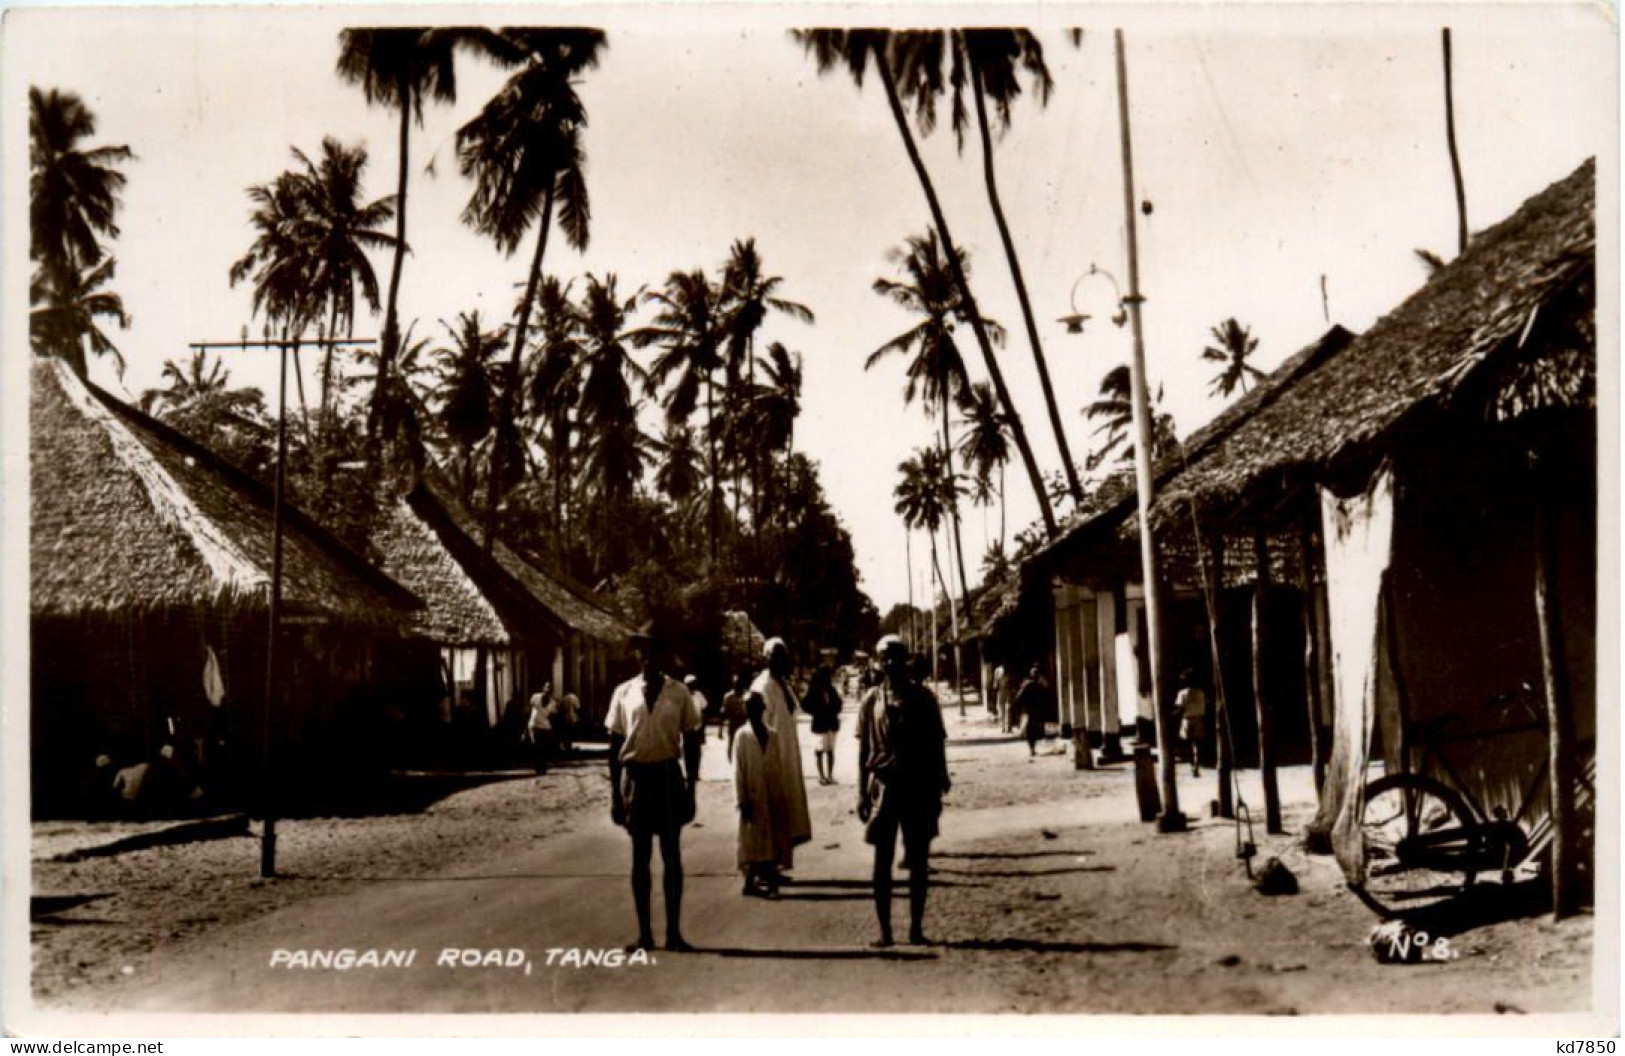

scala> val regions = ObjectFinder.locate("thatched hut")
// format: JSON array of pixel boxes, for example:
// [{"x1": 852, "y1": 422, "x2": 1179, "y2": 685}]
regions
[
  {"x1": 30, "y1": 358, "x2": 424, "y2": 817},
  {"x1": 1149, "y1": 158, "x2": 1596, "y2": 910},
  {"x1": 988, "y1": 325, "x2": 1355, "y2": 760},
  {"x1": 389, "y1": 476, "x2": 635, "y2": 735}
]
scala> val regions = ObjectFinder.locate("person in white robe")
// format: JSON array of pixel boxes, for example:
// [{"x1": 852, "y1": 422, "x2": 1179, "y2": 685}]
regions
[
  {"x1": 733, "y1": 694, "x2": 780, "y2": 897},
  {"x1": 748, "y1": 638, "x2": 813, "y2": 877}
]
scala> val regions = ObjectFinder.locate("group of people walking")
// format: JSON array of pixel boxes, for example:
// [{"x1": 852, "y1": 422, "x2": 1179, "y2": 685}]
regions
[{"x1": 602, "y1": 626, "x2": 951, "y2": 951}]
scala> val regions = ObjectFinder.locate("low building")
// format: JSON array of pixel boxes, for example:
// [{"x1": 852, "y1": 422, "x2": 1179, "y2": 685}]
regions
[{"x1": 30, "y1": 358, "x2": 424, "y2": 817}]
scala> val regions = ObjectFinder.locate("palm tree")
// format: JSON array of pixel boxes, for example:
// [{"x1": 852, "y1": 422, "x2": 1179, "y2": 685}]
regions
[
  {"x1": 1086, "y1": 364, "x2": 1179, "y2": 469},
  {"x1": 869, "y1": 231, "x2": 987, "y2": 631},
  {"x1": 456, "y1": 28, "x2": 606, "y2": 548},
  {"x1": 527, "y1": 277, "x2": 584, "y2": 551},
  {"x1": 796, "y1": 29, "x2": 1058, "y2": 536},
  {"x1": 654, "y1": 423, "x2": 704, "y2": 506},
  {"x1": 749, "y1": 341, "x2": 804, "y2": 537},
  {"x1": 29, "y1": 87, "x2": 133, "y2": 378},
  {"x1": 635, "y1": 268, "x2": 725, "y2": 563},
  {"x1": 139, "y1": 350, "x2": 269, "y2": 464},
  {"x1": 286, "y1": 138, "x2": 398, "y2": 415},
  {"x1": 957, "y1": 380, "x2": 1011, "y2": 550},
  {"x1": 350, "y1": 322, "x2": 434, "y2": 474},
  {"x1": 431, "y1": 311, "x2": 507, "y2": 504},
  {"x1": 1201, "y1": 317, "x2": 1264, "y2": 398},
  {"x1": 29, "y1": 258, "x2": 129, "y2": 378},
  {"x1": 335, "y1": 28, "x2": 461, "y2": 447},
  {"x1": 887, "y1": 29, "x2": 1085, "y2": 507},
  {"x1": 574, "y1": 274, "x2": 649, "y2": 572},
  {"x1": 228, "y1": 140, "x2": 397, "y2": 414},
  {"x1": 29, "y1": 88, "x2": 133, "y2": 287},
  {"x1": 720, "y1": 239, "x2": 814, "y2": 537},
  {"x1": 894, "y1": 446, "x2": 966, "y2": 701}
]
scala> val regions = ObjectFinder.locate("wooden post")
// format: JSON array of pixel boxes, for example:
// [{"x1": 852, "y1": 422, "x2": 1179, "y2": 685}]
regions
[
  {"x1": 1203, "y1": 528, "x2": 1234, "y2": 819},
  {"x1": 1299, "y1": 505, "x2": 1328, "y2": 798},
  {"x1": 1533, "y1": 488, "x2": 1576, "y2": 921},
  {"x1": 1253, "y1": 530, "x2": 1283, "y2": 835}
]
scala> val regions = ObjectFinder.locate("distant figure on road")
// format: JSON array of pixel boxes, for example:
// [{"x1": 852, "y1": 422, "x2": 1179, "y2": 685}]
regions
[
  {"x1": 804, "y1": 664, "x2": 844, "y2": 786},
  {"x1": 528, "y1": 682, "x2": 558, "y2": 774},
  {"x1": 1175, "y1": 669, "x2": 1209, "y2": 778},
  {"x1": 606, "y1": 624, "x2": 703, "y2": 953},
  {"x1": 1015, "y1": 664, "x2": 1055, "y2": 760},
  {"x1": 994, "y1": 664, "x2": 1013, "y2": 732},
  {"x1": 733, "y1": 691, "x2": 783, "y2": 898},
  {"x1": 748, "y1": 638, "x2": 813, "y2": 882},
  {"x1": 721, "y1": 671, "x2": 749, "y2": 758},
  {"x1": 858, "y1": 635, "x2": 950, "y2": 947},
  {"x1": 685, "y1": 674, "x2": 711, "y2": 734}
]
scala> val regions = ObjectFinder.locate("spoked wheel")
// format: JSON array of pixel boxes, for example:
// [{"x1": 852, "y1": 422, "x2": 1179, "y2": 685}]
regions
[{"x1": 1353, "y1": 773, "x2": 1479, "y2": 917}]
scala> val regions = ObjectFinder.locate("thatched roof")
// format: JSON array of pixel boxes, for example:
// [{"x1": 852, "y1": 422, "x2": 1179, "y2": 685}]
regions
[
  {"x1": 31, "y1": 358, "x2": 422, "y2": 627},
  {"x1": 371, "y1": 498, "x2": 511, "y2": 647},
  {"x1": 1153, "y1": 158, "x2": 1596, "y2": 526},
  {"x1": 1032, "y1": 324, "x2": 1356, "y2": 571},
  {"x1": 409, "y1": 475, "x2": 633, "y2": 647}
]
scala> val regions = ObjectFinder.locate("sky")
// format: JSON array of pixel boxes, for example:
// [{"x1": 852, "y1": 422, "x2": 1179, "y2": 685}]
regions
[{"x1": 5, "y1": 4, "x2": 1616, "y2": 616}]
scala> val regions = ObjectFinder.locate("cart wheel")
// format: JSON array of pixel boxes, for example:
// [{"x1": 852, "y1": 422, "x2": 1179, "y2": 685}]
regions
[{"x1": 1353, "y1": 773, "x2": 1479, "y2": 918}]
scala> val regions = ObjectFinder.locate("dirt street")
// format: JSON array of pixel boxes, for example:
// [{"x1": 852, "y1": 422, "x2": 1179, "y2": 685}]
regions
[{"x1": 28, "y1": 694, "x2": 1594, "y2": 1018}]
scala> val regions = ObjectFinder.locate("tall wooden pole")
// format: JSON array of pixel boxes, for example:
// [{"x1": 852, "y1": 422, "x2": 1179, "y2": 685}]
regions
[
  {"x1": 1443, "y1": 29, "x2": 1470, "y2": 256},
  {"x1": 1533, "y1": 478, "x2": 1576, "y2": 920},
  {"x1": 260, "y1": 339, "x2": 289, "y2": 878},
  {"x1": 1115, "y1": 29, "x2": 1183, "y2": 831},
  {"x1": 1202, "y1": 528, "x2": 1234, "y2": 819},
  {"x1": 1299, "y1": 504, "x2": 1329, "y2": 798},
  {"x1": 1253, "y1": 530, "x2": 1283, "y2": 835}
]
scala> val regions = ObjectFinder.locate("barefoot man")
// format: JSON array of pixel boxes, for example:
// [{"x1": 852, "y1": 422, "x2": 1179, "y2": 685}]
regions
[
  {"x1": 858, "y1": 635, "x2": 951, "y2": 947},
  {"x1": 607, "y1": 624, "x2": 702, "y2": 953}
]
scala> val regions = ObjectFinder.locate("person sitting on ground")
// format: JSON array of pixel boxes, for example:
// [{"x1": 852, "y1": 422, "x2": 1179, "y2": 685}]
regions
[
  {"x1": 858, "y1": 635, "x2": 951, "y2": 947},
  {"x1": 1175, "y1": 669, "x2": 1209, "y2": 779},
  {"x1": 1014, "y1": 664, "x2": 1055, "y2": 760},
  {"x1": 804, "y1": 663, "x2": 844, "y2": 786}
]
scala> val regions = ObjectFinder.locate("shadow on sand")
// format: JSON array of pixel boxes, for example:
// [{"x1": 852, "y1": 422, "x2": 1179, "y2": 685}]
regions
[
  {"x1": 1393, "y1": 877, "x2": 1564, "y2": 937},
  {"x1": 943, "y1": 937, "x2": 1175, "y2": 955},
  {"x1": 694, "y1": 945, "x2": 937, "y2": 961}
]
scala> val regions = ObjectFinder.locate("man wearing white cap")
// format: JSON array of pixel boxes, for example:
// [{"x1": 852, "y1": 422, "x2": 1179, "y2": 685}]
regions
[{"x1": 744, "y1": 637, "x2": 813, "y2": 884}]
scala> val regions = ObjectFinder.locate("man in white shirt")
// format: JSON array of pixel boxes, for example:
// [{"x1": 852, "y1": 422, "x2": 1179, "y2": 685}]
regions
[{"x1": 606, "y1": 625, "x2": 703, "y2": 953}]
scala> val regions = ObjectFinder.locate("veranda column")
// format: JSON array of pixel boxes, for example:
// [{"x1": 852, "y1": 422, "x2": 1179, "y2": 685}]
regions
[
  {"x1": 1097, "y1": 589, "x2": 1124, "y2": 760},
  {"x1": 1253, "y1": 530, "x2": 1284, "y2": 835}
]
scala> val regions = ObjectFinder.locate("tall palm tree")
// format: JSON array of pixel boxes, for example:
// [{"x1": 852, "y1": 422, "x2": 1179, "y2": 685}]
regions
[
  {"x1": 29, "y1": 87, "x2": 133, "y2": 378},
  {"x1": 286, "y1": 138, "x2": 398, "y2": 414},
  {"x1": 228, "y1": 140, "x2": 398, "y2": 414},
  {"x1": 574, "y1": 274, "x2": 649, "y2": 572},
  {"x1": 29, "y1": 88, "x2": 133, "y2": 287},
  {"x1": 720, "y1": 238, "x2": 814, "y2": 537},
  {"x1": 456, "y1": 28, "x2": 605, "y2": 548},
  {"x1": 749, "y1": 341, "x2": 804, "y2": 537},
  {"x1": 869, "y1": 232, "x2": 987, "y2": 627},
  {"x1": 527, "y1": 277, "x2": 584, "y2": 551},
  {"x1": 431, "y1": 311, "x2": 507, "y2": 504},
  {"x1": 350, "y1": 322, "x2": 434, "y2": 474},
  {"x1": 957, "y1": 380, "x2": 1011, "y2": 551},
  {"x1": 1201, "y1": 317, "x2": 1264, "y2": 398},
  {"x1": 29, "y1": 258, "x2": 129, "y2": 378},
  {"x1": 335, "y1": 28, "x2": 461, "y2": 447},
  {"x1": 796, "y1": 29, "x2": 1057, "y2": 536},
  {"x1": 634, "y1": 268, "x2": 725, "y2": 563},
  {"x1": 888, "y1": 29, "x2": 1085, "y2": 507},
  {"x1": 894, "y1": 446, "x2": 966, "y2": 700}
]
